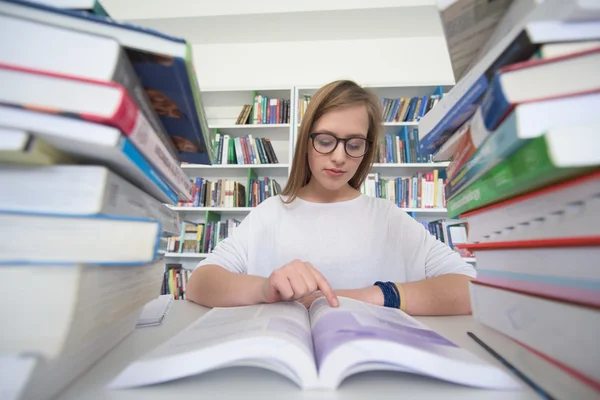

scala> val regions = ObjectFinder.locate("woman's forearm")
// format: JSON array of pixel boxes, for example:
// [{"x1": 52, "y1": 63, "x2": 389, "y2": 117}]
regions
[
  {"x1": 401, "y1": 274, "x2": 474, "y2": 315},
  {"x1": 327, "y1": 274, "x2": 473, "y2": 315},
  {"x1": 186, "y1": 265, "x2": 266, "y2": 308}
]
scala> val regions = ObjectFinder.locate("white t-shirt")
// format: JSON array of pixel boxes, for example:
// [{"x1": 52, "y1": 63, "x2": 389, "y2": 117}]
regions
[{"x1": 197, "y1": 194, "x2": 476, "y2": 289}]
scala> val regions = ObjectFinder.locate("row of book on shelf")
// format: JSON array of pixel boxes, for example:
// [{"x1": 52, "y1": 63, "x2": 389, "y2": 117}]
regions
[
  {"x1": 361, "y1": 172, "x2": 446, "y2": 209},
  {"x1": 214, "y1": 132, "x2": 280, "y2": 165},
  {"x1": 0, "y1": 1, "x2": 213, "y2": 399},
  {"x1": 380, "y1": 93, "x2": 441, "y2": 123},
  {"x1": 167, "y1": 219, "x2": 241, "y2": 255},
  {"x1": 420, "y1": 1, "x2": 600, "y2": 398},
  {"x1": 161, "y1": 264, "x2": 191, "y2": 300},
  {"x1": 176, "y1": 177, "x2": 282, "y2": 208},
  {"x1": 376, "y1": 128, "x2": 434, "y2": 164},
  {"x1": 298, "y1": 91, "x2": 442, "y2": 124},
  {"x1": 235, "y1": 95, "x2": 291, "y2": 125}
]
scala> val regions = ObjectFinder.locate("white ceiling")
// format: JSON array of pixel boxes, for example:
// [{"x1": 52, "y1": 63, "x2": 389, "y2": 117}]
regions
[
  {"x1": 102, "y1": 0, "x2": 442, "y2": 44},
  {"x1": 102, "y1": 0, "x2": 437, "y2": 20}
]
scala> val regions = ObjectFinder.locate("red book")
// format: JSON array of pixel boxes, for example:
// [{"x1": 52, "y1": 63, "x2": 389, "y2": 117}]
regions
[{"x1": 0, "y1": 62, "x2": 192, "y2": 200}]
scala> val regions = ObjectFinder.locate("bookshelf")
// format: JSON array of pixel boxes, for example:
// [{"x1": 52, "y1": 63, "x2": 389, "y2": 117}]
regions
[{"x1": 168, "y1": 84, "x2": 453, "y2": 268}]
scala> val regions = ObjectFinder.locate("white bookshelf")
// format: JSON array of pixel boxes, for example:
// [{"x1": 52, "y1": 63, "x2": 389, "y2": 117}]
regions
[
  {"x1": 165, "y1": 252, "x2": 209, "y2": 259},
  {"x1": 167, "y1": 84, "x2": 452, "y2": 266}
]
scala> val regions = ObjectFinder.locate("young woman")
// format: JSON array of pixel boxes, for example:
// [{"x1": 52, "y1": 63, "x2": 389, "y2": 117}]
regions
[{"x1": 186, "y1": 80, "x2": 476, "y2": 315}]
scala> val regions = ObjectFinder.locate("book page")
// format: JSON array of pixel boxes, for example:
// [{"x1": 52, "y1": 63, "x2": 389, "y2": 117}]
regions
[
  {"x1": 146, "y1": 301, "x2": 313, "y2": 360},
  {"x1": 310, "y1": 297, "x2": 457, "y2": 369},
  {"x1": 110, "y1": 301, "x2": 318, "y2": 389},
  {"x1": 309, "y1": 297, "x2": 520, "y2": 389}
]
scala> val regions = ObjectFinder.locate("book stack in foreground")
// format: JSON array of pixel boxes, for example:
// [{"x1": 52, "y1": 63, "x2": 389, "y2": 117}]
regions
[
  {"x1": 420, "y1": 1, "x2": 600, "y2": 398},
  {"x1": 0, "y1": 1, "x2": 213, "y2": 399}
]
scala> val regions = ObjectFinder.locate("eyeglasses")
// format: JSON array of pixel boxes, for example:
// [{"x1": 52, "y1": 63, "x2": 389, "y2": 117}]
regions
[{"x1": 309, "y1": 133, "x2": 372, "y2": 158}]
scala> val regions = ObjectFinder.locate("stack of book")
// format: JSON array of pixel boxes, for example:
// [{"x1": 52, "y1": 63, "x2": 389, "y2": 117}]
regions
[
  {"x1": 0, "y1": 1, "x2": 212, "y2": 399},
  {"x1": 421, "y1": 1, "x2": 600, "y2": 398}
]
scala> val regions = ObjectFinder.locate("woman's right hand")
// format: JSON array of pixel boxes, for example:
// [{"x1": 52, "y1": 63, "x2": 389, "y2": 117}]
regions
[{"x1": 261, "y1": 260, "x2": 339, "y2": 307}]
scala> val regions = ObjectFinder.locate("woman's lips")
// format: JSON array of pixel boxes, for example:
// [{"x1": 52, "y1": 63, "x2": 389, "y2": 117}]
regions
[{"x1": 325, "y1": 169, "x2": 345, "y2": 177}]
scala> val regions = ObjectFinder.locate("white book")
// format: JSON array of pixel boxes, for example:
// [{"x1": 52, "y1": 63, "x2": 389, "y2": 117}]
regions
[
  {"x1": 0, "y1": 165, "x2": 180, "y2": 235},
  {"x1": 137, "y1": 295, "x2": 174, "y2": 328},
  {"x1": 462, "y1": 170, "x2": 600, "y2": 243},
  {"x1": 0, "y1": 106, "x2": 177, "y2": 204},
  {"x1": 0, "y1": 259, "x2": 164, "y2": 360},
  {"x1": 19, "y1": 307, "x2": 144, "y2": 400},
  {"x1": 0, "y1": 212, "x2": 161, "y2": 264},
  {"x1": 109, "y1": 297, "x2": 520, "y2": 391},
  {"x1": 470, "y1": 282, "x2": 600, "y2": 385}
]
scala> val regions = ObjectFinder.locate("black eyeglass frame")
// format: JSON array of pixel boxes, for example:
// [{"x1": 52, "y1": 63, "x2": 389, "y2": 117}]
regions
[{"x1": 309, "y1": 132, "x2": 373, "y2": 158}]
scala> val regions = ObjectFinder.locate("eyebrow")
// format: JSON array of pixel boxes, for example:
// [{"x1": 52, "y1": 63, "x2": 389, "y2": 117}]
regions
[{"x1": 314, "y1": 129, "x2": 368, "y2": 138}]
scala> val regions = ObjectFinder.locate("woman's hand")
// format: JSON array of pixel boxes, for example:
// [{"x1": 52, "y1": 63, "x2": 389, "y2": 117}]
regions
[
  {"x1": 298, "y1": 286, "x2": 385, "y2": 309},
  {"x1": 261, "y1": 260, "x2": 339, "y2": 307}
]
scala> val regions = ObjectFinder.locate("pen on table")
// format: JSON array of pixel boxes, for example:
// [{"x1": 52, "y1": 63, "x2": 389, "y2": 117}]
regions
[{"x1": 467, "y1": 331, "x2": 556, "y2": 400}]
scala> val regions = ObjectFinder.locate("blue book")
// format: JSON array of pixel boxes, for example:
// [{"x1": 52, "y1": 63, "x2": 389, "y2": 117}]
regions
[
  {"x1": 0, "y1": 211, "x2": 162, "y2": 265},
  {"x1": 417, "y1": 10, "x2": 600, "y2": 155},
  {"x1": 401, "y1": 126, "x2": 411, "y2": 163},
  {"x1": 0, "y1": 105, "x2": 178, "y2": 204},
  {"x1": 0, "y1": 0, "x2": 214, "y2": 164}
]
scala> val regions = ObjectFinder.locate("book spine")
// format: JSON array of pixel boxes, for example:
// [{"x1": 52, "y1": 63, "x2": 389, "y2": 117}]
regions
[
  {"x1": 445, "y1": 111, "x2": 523, "y2": 200},
  {"x1": 111, "y1": 48, "x2": 179, "y2": 161},
  {"x1": 120, "y1": 137, "x2": 178, "y2": 204},
  {"x1": 479, "y1": 72, "x2": 512, "y2": 131},
  {"x1": 91, "y1": 89, "x2": 192, "y2": 200},
  {"x1": 264, "y1": 138, "x2": 278, "y2": 163},
  {"x1": 445, "y1": 136, "x2": 589, "y2": 218},
  {"x1": 418, "y1": 30, "x2": 538, "y2": 155}
]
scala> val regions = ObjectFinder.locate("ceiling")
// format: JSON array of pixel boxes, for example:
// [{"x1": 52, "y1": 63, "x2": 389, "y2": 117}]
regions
[{"x1": 102, "y1": 0, "x2": 443, "y2": 44}]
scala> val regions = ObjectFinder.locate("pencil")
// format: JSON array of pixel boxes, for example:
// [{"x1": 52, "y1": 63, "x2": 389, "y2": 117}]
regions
[{"x1": 467, "y1": 331, "x2": 556, "y2": 400}]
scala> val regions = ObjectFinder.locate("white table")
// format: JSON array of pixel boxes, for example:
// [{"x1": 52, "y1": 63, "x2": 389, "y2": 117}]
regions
[{"x1": 56, "y1": 301, "x2": 542, "y2": 400}]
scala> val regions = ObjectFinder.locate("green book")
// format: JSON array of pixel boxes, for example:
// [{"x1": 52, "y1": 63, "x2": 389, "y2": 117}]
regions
[{"x1": 446, "y1": 134, "x2": 598, "y2": 218}]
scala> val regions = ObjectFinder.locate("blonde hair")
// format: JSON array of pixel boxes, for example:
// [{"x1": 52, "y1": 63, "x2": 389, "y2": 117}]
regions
[{"x1": 281, "y1": 80, "x2": 382, "y2": 203}]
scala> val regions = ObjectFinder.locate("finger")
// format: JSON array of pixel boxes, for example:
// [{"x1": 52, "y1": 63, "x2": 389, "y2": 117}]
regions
[
  {"x1": 297, "y1": 263, "x2": 319, "y2": 293},
  {"x1": 270, "y1": 270, "x2": 294, "y2": 300},
  {"x1": 305, "y1": 263, "x2": 338, "y2": 307},
  {"x1": 286, "y1": 268, "x2": 308, "y2": 300}
]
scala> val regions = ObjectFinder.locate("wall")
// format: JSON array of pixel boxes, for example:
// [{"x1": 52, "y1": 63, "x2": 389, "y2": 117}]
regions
[
  {"x1": 102, "y1": 0, "x2": 455, "y2": 90},
  {"x1": 193, "y1": 37, "x2": 455, "y2": 90}
]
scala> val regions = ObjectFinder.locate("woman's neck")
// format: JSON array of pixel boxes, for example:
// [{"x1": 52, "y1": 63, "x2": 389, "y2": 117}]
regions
[{"x1": 297, "y1": 180, "x2": 361, "y2": 203}]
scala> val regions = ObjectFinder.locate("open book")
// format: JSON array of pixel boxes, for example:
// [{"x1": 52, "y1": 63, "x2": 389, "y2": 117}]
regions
[{"x1": 109, "y1": 297, "x2": 520, "y2": 390}]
